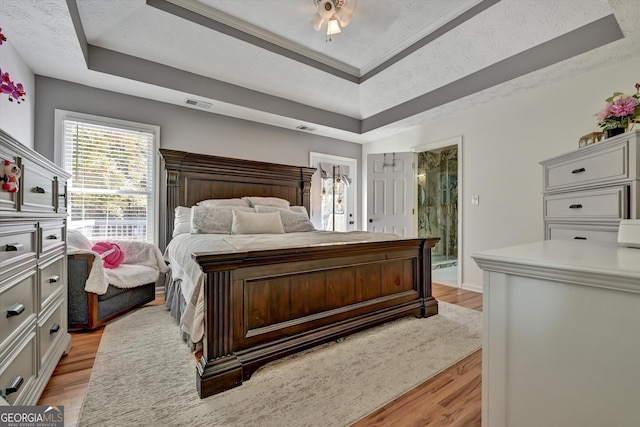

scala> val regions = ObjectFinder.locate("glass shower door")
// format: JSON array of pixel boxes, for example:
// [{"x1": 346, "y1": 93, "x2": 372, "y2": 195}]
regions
[{"x1": 417, "y1": 145, "x2": 458, "y2": 268}]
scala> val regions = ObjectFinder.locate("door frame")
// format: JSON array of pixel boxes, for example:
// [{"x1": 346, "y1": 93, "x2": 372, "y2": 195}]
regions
[{"x1": 412, "y1": 136, "x2": 463, "y2": 288}]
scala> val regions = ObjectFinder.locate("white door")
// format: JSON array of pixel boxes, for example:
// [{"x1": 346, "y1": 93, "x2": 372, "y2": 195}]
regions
[{"x1": 366, "y1": 152, "x2": 415, "y2": 237}]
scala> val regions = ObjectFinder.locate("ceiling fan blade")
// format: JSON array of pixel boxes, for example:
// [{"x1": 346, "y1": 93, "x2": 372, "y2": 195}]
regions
[
  {"x1": 336, "y1": 1, "x2": 355, "y2": 27},
  {"x1": 310, "y1": 12, "x2": 324, "y2": 31},
  {"x1": 336, "y1": 9, "x2": 352, "y2": 27}
]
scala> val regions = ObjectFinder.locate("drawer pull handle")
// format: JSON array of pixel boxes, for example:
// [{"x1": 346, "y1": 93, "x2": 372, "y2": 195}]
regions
[
  {"x1": 46, "y1": 234, "x2": 58, "y2": 240},
  {"x1": 6, "y1": 376, "x2": 24, "y2": 395},
  {"x1": 33, "y1": 186, "x2": 48, "y2": 193},
  {"x1": 48, "y1": 275, "x2": 60, "y2": 283},
  {"x1": 5, "y1": 242, "x2": 24, "y2": 251},
  {"x1": 574, "y1": 236, "x2": 587, "y2": 240},
  {"x1": 569, "y1": 204, "x2": 583, "y2": 209},
  {"x1": 7, "y1": 303, "x2": 25, "y2": 317},
  {"x1": 59, "y1": 193, "x2": 66, "y2": 198},
  {"x1": 571, "y1": 167, "x2": 586, "y2": 174},
  {"x1": 50, "y1": 323, "x2": 60, "y2": 334}
]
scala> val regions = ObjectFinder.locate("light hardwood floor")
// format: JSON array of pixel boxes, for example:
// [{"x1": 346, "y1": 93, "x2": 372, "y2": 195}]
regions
[{"x1": 38, "y1": 283, "x2": 482, "y2": 426}]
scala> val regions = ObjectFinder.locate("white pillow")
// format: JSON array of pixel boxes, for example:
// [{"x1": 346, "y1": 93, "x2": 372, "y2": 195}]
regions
[
  {"x1": 191, "y1": 206, "x2": 255, "y2": 234},
  {"x1": 173, "y1": 206, "x2": 192, "y2": 237},
  {"x1": 197, "y1": 198, "x2": 250, "y2": 207},
  {"x1": 231, "y1": 210, "x2": 285, "y2": 234},
  {"x1": 67, "y1": 229, "x2": 92, "y2": 250},
  {"x1": 254, "y1": 205, "x2": 315, "y2": 232},
  {"x1": 242, "y1": 196, "x2": 290, "y2": 209}
]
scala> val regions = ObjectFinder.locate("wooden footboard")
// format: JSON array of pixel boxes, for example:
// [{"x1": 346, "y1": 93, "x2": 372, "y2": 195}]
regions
[{"x1": 194, "y1": 237, "x2": 439, "y2": 398}]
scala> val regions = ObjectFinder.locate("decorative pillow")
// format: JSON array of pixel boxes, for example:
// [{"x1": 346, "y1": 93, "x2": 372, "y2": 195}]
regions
[
  {"x1": 173, "y1": 206, "x2": 192, "y2": 237},
  {"x1": 254, "y1": 205, "x2": 315, "y2": 232},
  {"x1": 191, "y1": 206, "x2": 255, "y2": 234},
  {"x1": 242, "y1": 196, "x2": 290, "y2": 209},
  {"x1": 67, "y1": 229, "x2": 92, "y2": 250},
  {"x1": 91, "y1": 241, "x2": 125, "y2": 269},
  {"x1": 197, "y1": 198, "x2": 250, "y2": 207},
  {"x1": 231, "y1": 210, "x2": 285, "y2": 234},
  {"x1": 289, "y1": 206, "x2": 309, "y2": 218}
]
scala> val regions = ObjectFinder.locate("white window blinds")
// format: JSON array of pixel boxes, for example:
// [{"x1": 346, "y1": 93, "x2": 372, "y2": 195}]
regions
[{"x1": 63, "y1": 118, "x2": 156, "y2": 242}]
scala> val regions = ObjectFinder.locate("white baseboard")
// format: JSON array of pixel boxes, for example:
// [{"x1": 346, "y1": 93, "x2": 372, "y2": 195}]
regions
[{"x1": 462, "y1": 282, "x2": 483, "y2": 293}]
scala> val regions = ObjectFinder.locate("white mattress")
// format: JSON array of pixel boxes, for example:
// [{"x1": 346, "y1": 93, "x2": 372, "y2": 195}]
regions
[{"x1": 164, "y1": 231, "x2": 401, "y2": 343}]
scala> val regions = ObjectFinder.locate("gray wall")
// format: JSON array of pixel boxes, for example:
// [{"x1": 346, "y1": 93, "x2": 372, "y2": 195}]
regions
[
  {"x1": 34, "y1": 76, "x2": 361, "y2": 167},
  {"x1": 34, "y1": 76, "x2": 363, "y2": 228}
]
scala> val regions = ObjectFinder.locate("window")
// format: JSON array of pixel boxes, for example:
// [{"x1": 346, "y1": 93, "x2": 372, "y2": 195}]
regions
[
  {"x1": 309, "y1": 153, "x2": 357, "y2": 231},
  {"x1": 57, "y1": 111, "x2": 158, "y2": 243}
]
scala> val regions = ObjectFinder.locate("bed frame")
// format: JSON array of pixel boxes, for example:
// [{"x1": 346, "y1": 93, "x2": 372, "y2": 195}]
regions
[{"x1": 159, "y1": 149, "x2": 439, "y2": 398}]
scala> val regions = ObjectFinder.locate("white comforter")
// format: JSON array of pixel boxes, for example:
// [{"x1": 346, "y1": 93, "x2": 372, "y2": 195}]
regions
[{"x1": 165, "y1": 231, "x2": 401, "y2": 343}]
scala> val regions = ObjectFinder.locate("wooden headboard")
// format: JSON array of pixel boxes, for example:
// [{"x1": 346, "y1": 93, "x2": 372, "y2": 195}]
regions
[{"x1": 158, "y1": 149, "x2": 316, "y2": 249}]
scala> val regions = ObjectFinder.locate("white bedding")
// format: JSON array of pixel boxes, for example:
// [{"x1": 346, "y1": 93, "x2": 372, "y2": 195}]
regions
[{"x1": 164, "y1": 231, "x2": 401, "y2": 343}]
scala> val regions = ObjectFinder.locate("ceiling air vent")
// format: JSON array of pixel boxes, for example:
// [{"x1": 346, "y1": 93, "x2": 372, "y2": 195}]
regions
[
  {"x1": 296, "y1": 125, "x2": 317, "y2": 132},
  {"x1": 185, "y1": 98, "x2": 212, "y2": 109}
]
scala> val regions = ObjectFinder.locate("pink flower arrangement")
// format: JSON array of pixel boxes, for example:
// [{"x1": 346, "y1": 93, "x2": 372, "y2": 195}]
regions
[
  {"x1": 595, "y1": 83, "x2": 640, "y2": 132},
  {"x1": 0, "y1": 27, "x2": 27, "y2": 104},
  {"x1": 0, "y1": 68, "x2": 26, "y2": 103}
]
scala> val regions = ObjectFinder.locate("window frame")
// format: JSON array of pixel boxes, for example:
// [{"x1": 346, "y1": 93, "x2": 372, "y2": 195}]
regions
[{"x1": 54, "y1": 109, "x2": 160, "y2": 244}]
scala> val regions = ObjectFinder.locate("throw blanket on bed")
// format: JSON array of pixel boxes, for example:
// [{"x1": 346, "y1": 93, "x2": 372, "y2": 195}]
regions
[
  {"x1": 69, "y1": 240, "x2": 168, "y2": 295},
  {"x1": 165, "y1": 231, "x2": 401, "y2": 344}
]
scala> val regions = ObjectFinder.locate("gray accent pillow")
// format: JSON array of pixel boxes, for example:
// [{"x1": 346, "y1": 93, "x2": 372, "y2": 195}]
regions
[
  {"x1": 191, "y1": 206, "x2": 255, "y2": 234},
  {"x1": 254, "y1": 205, "x2": 315, "y2": 232}
]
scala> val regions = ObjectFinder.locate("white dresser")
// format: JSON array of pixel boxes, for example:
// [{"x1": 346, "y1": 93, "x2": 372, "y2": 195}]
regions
[
  {"x1": 473, "y1": 239, "x2": 640, "y2": 427},
  {"x1": 0, "y1": 129, "x2": 71, "y2": 405},
  {"x1": 540, "y1": 129, "x2": 639, "y2": 242}
]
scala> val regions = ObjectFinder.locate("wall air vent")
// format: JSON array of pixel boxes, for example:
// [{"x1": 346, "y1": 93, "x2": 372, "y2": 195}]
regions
[
  {"x1": 296, "y1": 125, "x2": 317, "y2": 132},
  {"x1": 185, "y1": 98, "x2": 212, "y2": 109}
]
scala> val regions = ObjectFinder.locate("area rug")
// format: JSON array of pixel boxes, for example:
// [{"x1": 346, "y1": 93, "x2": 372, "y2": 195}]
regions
[{"x1": 78, "y1": 302, "x2": 482, "y2": 427}]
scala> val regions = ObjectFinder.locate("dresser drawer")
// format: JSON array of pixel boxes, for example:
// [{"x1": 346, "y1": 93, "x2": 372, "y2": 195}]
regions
[
  {"x1": 546, "y1": 222, "x2": 619, "y2": 242},
  {"x1": 0, "y1": 222, "x2": 37, "y2": 278},
  {"x1": 544, "y1": 142, "x2": 628, "y2": 192},
  {"x1": 544, "y1": 186, "x2": 628, "y2": 221},
  {"x1": 39, "y1": 255, "x2": 64, "y2": 309},
  {"x1": 40, "y1": 221, "x2": 65, "y2": 256},
  {"x1": 0, "y1": 330, "x2": 36, "y2": 405},
  {"x1": 0, "y1": 271, "x2": 37, "y2": 345},
  {"x1": 21, "y1": 158, "x2": 56, "y2": 213},
  {"x1": 38, "y1": 299, "x2": 65, "y2": 367}
]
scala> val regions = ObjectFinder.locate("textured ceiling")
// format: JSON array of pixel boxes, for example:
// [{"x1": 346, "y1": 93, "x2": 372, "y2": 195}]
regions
[{"x1": 1, "y1": 0, "x2": 639, "y2": 143}]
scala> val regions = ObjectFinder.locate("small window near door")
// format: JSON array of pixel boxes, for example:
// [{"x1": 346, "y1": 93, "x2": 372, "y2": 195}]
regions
[
  {"x1": 310, "y1": 153, "x2": 357, "y2": 232},
  {"x1": 320, "y1": 164, "x2": 350, "y2": 231}
]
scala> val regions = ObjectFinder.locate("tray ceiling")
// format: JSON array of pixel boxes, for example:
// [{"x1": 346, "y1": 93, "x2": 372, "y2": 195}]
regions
[{"x1": 1, "y1": 0, "x2": 639, "y2": 143}]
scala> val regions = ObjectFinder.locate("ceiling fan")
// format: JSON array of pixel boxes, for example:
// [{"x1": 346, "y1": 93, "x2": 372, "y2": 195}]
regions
[{"x1": 310, "y1": 0, "x2": 355, "y2": 40}]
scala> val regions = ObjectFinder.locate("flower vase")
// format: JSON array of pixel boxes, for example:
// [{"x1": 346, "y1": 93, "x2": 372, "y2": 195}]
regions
[{"x1": 605, "y1": 127, "x2": 625, "y2": 139}]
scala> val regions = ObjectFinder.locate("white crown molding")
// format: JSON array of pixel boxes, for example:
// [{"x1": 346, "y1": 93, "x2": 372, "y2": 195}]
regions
[{"x1": 359, "y1": 0, "x2": 485, "y2": 75}]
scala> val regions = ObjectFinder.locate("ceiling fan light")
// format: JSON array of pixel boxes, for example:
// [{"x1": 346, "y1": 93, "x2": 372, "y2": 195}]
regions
[{"x1": 326, "y1": 19, "x2": 341, "y2": 36}]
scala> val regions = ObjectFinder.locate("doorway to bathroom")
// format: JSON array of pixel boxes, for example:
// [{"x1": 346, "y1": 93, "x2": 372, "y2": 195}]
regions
[{"x1": 416, "y1": 143, "x2": 460, "y2": 287}]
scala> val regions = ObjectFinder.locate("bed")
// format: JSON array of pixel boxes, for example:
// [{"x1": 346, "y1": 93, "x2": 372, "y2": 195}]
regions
[{"x1": 159, "y1": 148, "x2": 439, "y2": 398}]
